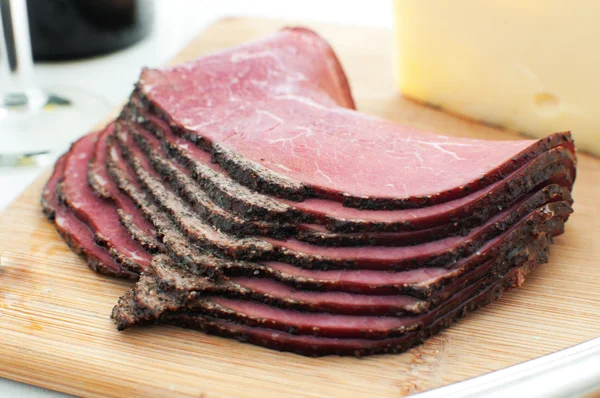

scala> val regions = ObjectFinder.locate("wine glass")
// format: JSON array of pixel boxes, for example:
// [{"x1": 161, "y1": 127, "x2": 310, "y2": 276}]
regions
[{"x1": 0, "y1": 0, "x2": 111, "y2": 167}]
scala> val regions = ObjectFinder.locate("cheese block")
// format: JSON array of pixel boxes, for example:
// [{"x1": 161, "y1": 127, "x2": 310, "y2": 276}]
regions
[{"x1": 393, "y1": 0, "x2": 598, "y2": 156}]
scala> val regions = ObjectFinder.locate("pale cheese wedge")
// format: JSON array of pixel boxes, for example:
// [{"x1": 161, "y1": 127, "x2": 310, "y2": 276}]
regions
[{"x1": 394, "y1": 0, "x2": 598, "y2": 155}]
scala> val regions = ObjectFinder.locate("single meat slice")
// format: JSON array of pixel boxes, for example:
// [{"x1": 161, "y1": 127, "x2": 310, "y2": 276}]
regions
[
  {"x1": 125, "y1": 100, "x2": 575, "y2": 234},
  {"x1": 41, "y1": 149, "x2": 134, "y2": 278},
  {"x1": 107, "y1": 133, "x2": 570, "y2": 298},
  {"x1": 118, "y1": 126, "x2": 570, "y2": 270},
  {"x1": 114, "y1": 251, "x2": 544, "y2": 356},
  {"x1": 60, "y1": 129, "x2": 151, "y2": 273},
  {"x1": 134, "y1": 28, "x2": 574, "y2": 209},
  {"x1": 89, "y1": 125, "x2": 163, "y2": 253},
  {"x1": 87, "y1": 135, "x2": 112, "y2": 200},
  {"x1": 41, "y1": 154, "x2": 68, "y2": 220}
]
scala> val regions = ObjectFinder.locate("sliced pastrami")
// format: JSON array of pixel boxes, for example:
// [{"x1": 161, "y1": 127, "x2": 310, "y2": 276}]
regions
[
  {"x1": 132, "y1": 28, "x2": 574, "y2": 209},
  {"x1": 89, "y1": 125, "x2": 163, "y2": 254},
  {"x1": 258, "y1": 192, "x2": 569, "y2": 271},
  {"x1": 42, "y1": 28, "x2": 578, "y2": 359},
  {"x1": 150, "y1": 257, "x2": 420, "y2": 316},
  {"x1": 161, "y1": 200, "x2": 568, "y2": 297},
  {"x1": 106, "y1": 137, "x2": 186, "y2": 248},
  {"x1": 124, "y1": 100, "x2": 575, "y2": 234},
  {"x1": 181, "y1": 264, "x2": 526, "y2": 339},
  {"x1": 41, "y1": 154, "x2": 67, "y2": 220},
  {"x1": 107, "y1": 136, "x2": 570, "y2": 297},
  {"x1": 129, "y1": 206, "x2": 555, "y2": 323},
  {"x1": 125, "y1": 228, "x2": 549, "y2": 325},
  {"x1": 116, "y1": 252, "x2": 544, "y2": 356},
  {"x1": 54, "y1": 204, "x2": 137, "y2": 278},
  {"x1": 59, "y1": 128, "x2": 151, "y2": 273},
  {"x1": 119, "y1": 120, "x2": 295, "y2": 240},
  {"x1": 87, "y1": 132, "x2": 112, "y2": 200},
  {"x1": 116, "y1": 128, "x2": 570, "y2": 271},
  {"x1": 41, "y1": 140, "x2": 134, "y2": 278},
  {"x1": 122, "y1": 250, "x2": 494, "y2": 336}
]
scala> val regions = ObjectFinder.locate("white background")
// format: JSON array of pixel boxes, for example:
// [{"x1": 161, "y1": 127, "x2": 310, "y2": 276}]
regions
[{"x1": 0, "y1": 0, "x2": 392, "y2": 396}]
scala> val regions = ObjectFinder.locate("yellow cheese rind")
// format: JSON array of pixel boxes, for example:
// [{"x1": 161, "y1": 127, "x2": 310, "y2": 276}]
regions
[{"x1": 394, "y1": 0, "x2": 599, "y2": 155}]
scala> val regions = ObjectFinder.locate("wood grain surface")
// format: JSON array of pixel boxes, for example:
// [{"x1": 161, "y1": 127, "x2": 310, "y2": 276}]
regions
[{"x1": 0, "y1": 18, "x2": 599, "y2": 398}]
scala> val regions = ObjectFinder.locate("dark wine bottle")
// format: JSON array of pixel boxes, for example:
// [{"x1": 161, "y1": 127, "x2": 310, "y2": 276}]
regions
[{"x1": 27, "y1": 0, "x2": 154, "y2": 61}]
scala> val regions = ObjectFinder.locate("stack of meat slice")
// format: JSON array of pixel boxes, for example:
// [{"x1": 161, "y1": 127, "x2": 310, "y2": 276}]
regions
[{"x1": 41, "y1": 28, "x2": 576, "y2": 357}]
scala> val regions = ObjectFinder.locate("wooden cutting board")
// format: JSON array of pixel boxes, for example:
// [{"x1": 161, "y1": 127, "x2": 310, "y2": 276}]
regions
[{"x1": 1, "y1": 17, "x2": 599, "y2": 398}]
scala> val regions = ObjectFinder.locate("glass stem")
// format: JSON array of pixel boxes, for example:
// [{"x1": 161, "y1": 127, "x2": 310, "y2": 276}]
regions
[{"x1": 0, "y1": 0, "x2": 45, "y2": 108}]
